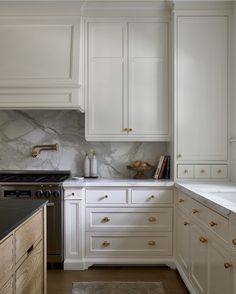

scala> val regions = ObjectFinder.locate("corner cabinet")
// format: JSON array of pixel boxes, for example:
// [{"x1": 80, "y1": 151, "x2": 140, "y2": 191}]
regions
[
  {"x1": 85, "y1": 18, "x2": 170, "y2": 141},
  {"x1": 175, "y1": 13, "x2": 228, "y2": 163},
  {"x1": 0, "y1": 16, "x2": 84, "y2": 111}
]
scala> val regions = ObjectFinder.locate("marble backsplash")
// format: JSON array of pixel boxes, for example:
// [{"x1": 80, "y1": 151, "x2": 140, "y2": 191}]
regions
[{"x1": 0, "y1": 110, "x2": 168, "y2": 178}]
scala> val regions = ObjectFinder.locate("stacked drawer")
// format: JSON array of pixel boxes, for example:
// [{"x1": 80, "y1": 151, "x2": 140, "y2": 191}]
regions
[
  {"x1": 177, "y1": 164, "x2": 228, "y2": 179},
  {"x1": 85, "y1": 188, "x2": 173, "y2": 258}
]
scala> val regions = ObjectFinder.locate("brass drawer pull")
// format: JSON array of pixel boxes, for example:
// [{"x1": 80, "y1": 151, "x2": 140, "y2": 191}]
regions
[
  {"x1": 148, "y1": 217, "x2": 157, "y2": 222},
  {"x1": 148, "y1": 240, "x2": 156, "y2": 246},
  {"x1": 209, "y1": 221, "x2": 217, "y2": 227},
  {"x1": 150, "y1": 195, "x2": 155, "y2": 199},
  {"x1": 192, "y1": 209, "x2": 199, "y2": 214},
  {"x1": 177, "y1": 154, "x2": 182, "y2": 158},
  {"x1": 217, "y1": 169, "x2": 222, "y2": 174},
  {"x1": 224, "y1": 262, "x2": 232, "y2": 269},
  {"x1": 232, "y1": 239, "x2": 236, "y2": 245},
  {"x1": 184, "y1": 221, "x2": 189, "y2": 226},
  {"x1": 128, "y1": 128, "x2": 133, "y2": 132},
  {"x1": 199, "y1": 237, "x2": 208, "y2": 243},
  {"x1": 102, "y1": 241, "x2": 110, "y2": 247},
  {"x1": 178, "y1": 199, "x2": 184, "y2": 203},
  {"x1": 102, "y1": 217, "x2": 110, "y2": 223}
]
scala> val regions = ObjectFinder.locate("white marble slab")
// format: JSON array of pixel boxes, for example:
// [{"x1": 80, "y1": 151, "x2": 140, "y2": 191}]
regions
[
  {"x1": 175, "y1": 181, "x2": 236, "y2": 218},
  {"x1": 63, "y1": 178, "x2": 174, "y2": 188}
]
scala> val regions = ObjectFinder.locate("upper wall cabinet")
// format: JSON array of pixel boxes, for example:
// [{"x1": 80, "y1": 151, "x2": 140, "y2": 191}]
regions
[
  {"x1": 85, "y1": 19, "x2": 170, "y2": 141},
  {"x1": 175, "y1": 14, "x2": 228, "y2": 162},
  {"x1": 0, "y1": 16, "x2": 84, "y2": 110}
]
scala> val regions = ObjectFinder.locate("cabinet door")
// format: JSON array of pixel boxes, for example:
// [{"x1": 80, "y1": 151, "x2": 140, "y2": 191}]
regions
[
  {"x1": 190, "y1": 224, "x2": 208, "y2": 294},
  {"x1": 86, "y1": 22, "x2": 128, "y2": 140},
  {"x1": 177, "y1": 16, "x2": 228, "y2": 161},
  {"x1": 176, "y1": 210, "x2": 190, "y2": 274},
  {"x1": 64, "y1": 200, "x2": 83, "y2": 260},
  {"x1": 208, "y1": 241, "x2": 233, "y2": 294},
  {"x1": 16, "y1": 241, "x2": 43, "y2": 294},
  {"x1": 128, "y1": 22, "x2": 169, "y2": 140}
]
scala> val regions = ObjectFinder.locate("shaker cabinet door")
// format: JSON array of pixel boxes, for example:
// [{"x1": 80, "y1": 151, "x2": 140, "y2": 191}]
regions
[{"x1": 176, "y1": 16, "x2": 228, "y2": 161}]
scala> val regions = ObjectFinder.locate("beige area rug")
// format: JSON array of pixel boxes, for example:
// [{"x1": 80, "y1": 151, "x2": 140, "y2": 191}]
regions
[{"x1": 71, "y1": 281, "x2": 166, "y2": 294}]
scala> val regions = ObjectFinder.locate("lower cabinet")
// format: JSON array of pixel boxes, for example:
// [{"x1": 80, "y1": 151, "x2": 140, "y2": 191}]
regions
[
  {"x1": 176, "y1": 190, "x2": 234, "y2": 294},
  {"x1": 64, "y1": 186, "x2": 174, "y2": 270}
]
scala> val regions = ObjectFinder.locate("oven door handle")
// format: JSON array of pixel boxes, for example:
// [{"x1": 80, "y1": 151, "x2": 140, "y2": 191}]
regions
[{"x1": 47, "y1": 202, "x2": 55, "y2": 207}]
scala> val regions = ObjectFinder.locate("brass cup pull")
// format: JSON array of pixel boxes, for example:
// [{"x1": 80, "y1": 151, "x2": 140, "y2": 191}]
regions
[
  {"x1": 148, "y1": 217, "x2": 157, "y2": 222},
  {"x1": 232, "y1": 239, "x2": 236, "y2": 245},
  {"x1": 224, "y1": 262, "x2": 232, "y2": 269},
  {"x1": 209, "y1": 221, "x2": 217, "y2": 227},
  {"x1": 199, "y1": 237, "x2": 208, "y2": 243},
  {"x1": 102, "y1": 241, "x2": 110, "y2": 247},
  {"x1": 102, "y1": 217, "x2": 110, "y2": 223},
  {"x1": 178, "y1": 199, "x2": 184, "y2": 203},
  {"x1": 184, "y1": 221, "x2": 189, "y2": 226},
  {"x1": 192, "y1": 209, "x2": 199, "y2": 214},
  {"x1": 148, "y1": 240, "x2": 156, "y2": 246}
]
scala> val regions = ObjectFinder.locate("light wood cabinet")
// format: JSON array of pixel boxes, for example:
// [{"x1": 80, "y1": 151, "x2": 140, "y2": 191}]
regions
[
  {"x1": 175, "y1": 14, "x2": 228, "y2": 163},
  {"x1": 85, "y1": 19, "x2": 170, "y2": 141},
  {"x1": 0, "y1": 208, "x2": 46, "y2": 294}
]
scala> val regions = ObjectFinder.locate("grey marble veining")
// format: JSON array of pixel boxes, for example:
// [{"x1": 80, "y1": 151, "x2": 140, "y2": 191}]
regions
[{"x1": 0, "y1": 110, "x2": 167, "y2": 178}]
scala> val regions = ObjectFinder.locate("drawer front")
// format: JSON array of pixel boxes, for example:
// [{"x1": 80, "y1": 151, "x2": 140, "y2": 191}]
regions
[
  {"x1": 86, "y1": 189, "x2": 128, "y2": 204},
  {"x1": 64, "y1": 188, "x2": 83, "y2": 200},
  {"x1": 16, "y1": 210, "x2": 43, "y2": 263},
  {"x1": 177, "y1": 165, "x2": 194, "y2": 178},
  {"x1": 177, "y1": 191, "x2": 193, "y2": 214},
  {"x1": 86, "y1": 232, "x2": 172, "y2": 257},
  {"x1": 229, "y1": 221, "x2": 236, "y2": 250},
  {"x1": 194, "y1": 165, "x2": 211, "y2": 178},
  {"x1": 131, "y1": 189, "x2": 173, "y2": 204},
  {"x1": 0, "y1": 277, "x2": 13, "y2": 294},
  {"x1": 86, "y1": 208, "x2": 172, "y2": 232},
  {"x1": 190, "y1": 199, "x2": 228, "y2": 242},
  {"x1": 0, "y1": 236, "x2": 14, "y2": 290},
  {"x1": 211, "y1": 165, "x2": 228, "y2": 179},
  {"x1": 16, "y1": 241, "x2": 43, "y2": 294}
]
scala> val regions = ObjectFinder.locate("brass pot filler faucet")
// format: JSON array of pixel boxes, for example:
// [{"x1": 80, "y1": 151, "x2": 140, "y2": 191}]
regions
[{"x1": 31, "y1": 143, "x2": 59, "y2": 158}]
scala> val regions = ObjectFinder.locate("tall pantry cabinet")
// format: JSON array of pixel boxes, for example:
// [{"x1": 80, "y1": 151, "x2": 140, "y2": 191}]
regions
[{"x1": 174, "y1": 10, "x2": 229, "y2": 180}]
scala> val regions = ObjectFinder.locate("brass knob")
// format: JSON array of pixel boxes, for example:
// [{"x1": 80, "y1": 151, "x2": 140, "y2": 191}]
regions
[
  {"x1": 192, "y1": 209, "x2": 199, "y2": 214},
  {"x1": 184, "y1": 169, "x2": 188, "y2": 174},
  {"x1": 129, "y1": 128, "x2": 133, "y2": 132},
  {"x1": 201, "y1": 169, "x2": 205, "y2": 173},
  {"x1": 148, "y1": 240, "x2": 156, "y2": 246},
  {"x1": 232, "y1": 239, "x2": 236, "y2": 245},
  {"x1": 178, "y1": 199, "x2": 184, "y2": 203},
  {"x1": 104, "y1": 195, "x2": 108, "y2": 198},
  {"x1": 148, "y1": 217, "x2": 157, "y2": 222},
  {"x1": 123, "y1": 128, "x2": 128, "y2": 131},
  {"x1": 184, "y1": 221, "x2": 189, "y2": 226},
  {"x1": 199, "y1": 237, "x2": 208, "y2": 243},
  {"x1": 218, "y1": 169, "x2": 222, "y2": 174},
  {"x1": 224, "y1": 262, "x2": 232, "y2": 269},
  {"x1": 102, "y1": 241, "x2": 110, "y2": 247},
  {"x1": 102, "y1": 217, "x2": 110, "y2": 223},
  {"x1": 209, "y1": 221, "x2": 217, "y2": 227}
]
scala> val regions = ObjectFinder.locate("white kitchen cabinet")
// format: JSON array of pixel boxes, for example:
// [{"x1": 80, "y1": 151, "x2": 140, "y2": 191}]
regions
[
  {"x1": 175, "y1": 15, "x2": 228, "y2": 162},
  {"x1": 85, "y1": 19, "x2": 170, "y2": 141},
  {"x1": 176, "y1": 210, "x2": 190, "y2": 275},
  {"x1": 64, "y1": 189, "x2": 84, "y2": 270},
  {"x1": 0, "y1": 16, "x2": 83, "y2": 110}
]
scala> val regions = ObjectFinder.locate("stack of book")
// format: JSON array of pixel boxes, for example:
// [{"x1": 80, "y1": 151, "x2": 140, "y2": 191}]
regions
[{"x1": 153, "y1": 155, "x2": 170, "y2": 179}]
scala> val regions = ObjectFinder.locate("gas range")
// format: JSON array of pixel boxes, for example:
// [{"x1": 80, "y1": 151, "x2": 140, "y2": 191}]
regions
[{"x1": 0, "y1": 170, "x2": 71, "y2": 263}]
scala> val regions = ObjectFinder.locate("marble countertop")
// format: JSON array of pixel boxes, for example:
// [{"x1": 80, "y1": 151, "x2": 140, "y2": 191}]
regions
[
  {"x1": 0, "y1": 199, "x2": 47, "y2": 240},
  {"x1": 63, "y1": 178, "x2": 174, "y2": 187},
  {"x1": 175, "y1": 181, "x2": 236, "y2": 219}
]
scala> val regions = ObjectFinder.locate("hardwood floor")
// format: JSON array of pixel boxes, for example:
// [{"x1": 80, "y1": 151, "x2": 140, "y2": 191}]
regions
[{"x1": 47, "y1": 266, "x2": 189, "y2": 294}]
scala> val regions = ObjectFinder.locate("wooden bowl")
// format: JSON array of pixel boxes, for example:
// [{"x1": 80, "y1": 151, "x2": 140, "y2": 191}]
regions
[{"x1": 127, "y1": 165, "x2": 153, "y2": 179}]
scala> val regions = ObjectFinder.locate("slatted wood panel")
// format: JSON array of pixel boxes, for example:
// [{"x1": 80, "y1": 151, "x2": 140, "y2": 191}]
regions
[{"x1": 0, "y1": 236, "x2": 14, "y2": 290}]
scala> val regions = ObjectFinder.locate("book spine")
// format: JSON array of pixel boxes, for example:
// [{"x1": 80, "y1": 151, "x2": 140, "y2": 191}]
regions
[
  {"x1": 164, "y1": 156, "x2": 170, "y2": 179},
  {"x1": 158, "y1": 156, "x2": 168, "y2": 179}
]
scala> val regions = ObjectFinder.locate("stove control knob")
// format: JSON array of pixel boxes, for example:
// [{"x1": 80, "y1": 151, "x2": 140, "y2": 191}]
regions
[
  {"x1": 44, "y1": 190, "x2": 51, "y2": 198},
  {"x1": 53, "y1": 190, "x2": 60, "y2": 198},
  {"x1": 35, "y1": 190, "x2": 43, "y2": 198}
]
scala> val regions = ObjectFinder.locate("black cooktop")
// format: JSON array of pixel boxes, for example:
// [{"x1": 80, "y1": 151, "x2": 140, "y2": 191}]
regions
[{"x1": 0, "y1": 170, "x2": 71, "y2": 183}]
